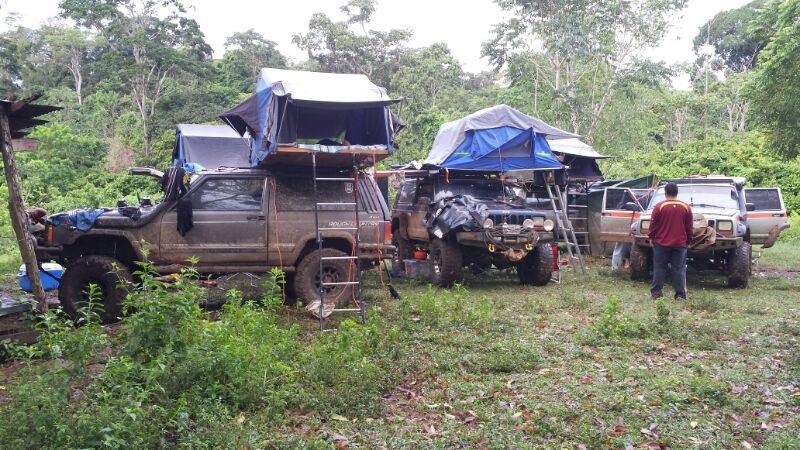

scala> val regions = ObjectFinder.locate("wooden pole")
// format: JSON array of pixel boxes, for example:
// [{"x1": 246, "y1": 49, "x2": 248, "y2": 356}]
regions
[{"x1": 0, "y1": 104, "x2": 47, "y2": 313}]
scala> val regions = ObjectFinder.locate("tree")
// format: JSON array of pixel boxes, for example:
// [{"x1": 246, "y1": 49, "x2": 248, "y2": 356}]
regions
[
  {"x1": 39, "y1": 25, "x2": 98, "y2": 105},
  {"x1": 390, "y1": 43, "x2": 464, "y2": 113},
  {"x1": 482, "y1": 0, "x2": 688, "y2": 139},
  {"x1": 292, "y1": 0, "x2": 411, "y2": 87},
  {"x1": 693, "y1": 0, "x2": 768, "y2": 73},
  {"x1": 747, "y1": 0, "x2": 800, "y2": 157},
  {"x1": 219, "y1": 29, "x2": 287, "y2": 92},
  {"x1": 59, "y1": 0, "x2": 212, "y2": 156}
]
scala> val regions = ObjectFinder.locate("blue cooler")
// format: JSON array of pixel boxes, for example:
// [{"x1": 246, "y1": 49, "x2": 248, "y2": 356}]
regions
[{"x1": 18, "y1": 263, "x2": 63, "y2": 291}]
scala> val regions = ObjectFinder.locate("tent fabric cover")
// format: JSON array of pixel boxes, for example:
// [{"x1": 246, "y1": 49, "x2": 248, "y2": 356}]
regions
[
  {"x1": 438, "y1": 126, "x2": 565, "y2": 171},
  {"x1": 172, "y1": 124, "x2": 250, "y2": 168},
  {"x1": 548, "y1": 137, "x2": 608, "y2": 158},
  {"x1": 425, "y1": 104, "x2": 579, "y2": 166},
  {"x1": 219, "y1": 68, "x2": 400, "y2": 167}
]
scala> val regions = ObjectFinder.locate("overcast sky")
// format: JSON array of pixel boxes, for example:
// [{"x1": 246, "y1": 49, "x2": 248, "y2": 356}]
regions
[{"x1": 1, "y1": 0, "x2": 751, "y2": 89}]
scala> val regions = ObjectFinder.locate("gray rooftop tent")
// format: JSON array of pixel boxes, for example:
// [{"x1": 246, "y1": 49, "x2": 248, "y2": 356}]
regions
[
  {"x1": 423, "y1": 104, "x2": 578, "y2": 172},
  {"x1": 172, "y1": 124, "x2": 250, "y2": 169},
  {"x1": 219, "y1": 68, "x2": 402, "y2": 168}
]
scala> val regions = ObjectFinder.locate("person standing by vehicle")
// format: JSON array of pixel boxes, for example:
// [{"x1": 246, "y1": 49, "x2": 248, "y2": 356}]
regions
[{"x1": 647, "y1": 182, "x2": 693, "y2": 299}]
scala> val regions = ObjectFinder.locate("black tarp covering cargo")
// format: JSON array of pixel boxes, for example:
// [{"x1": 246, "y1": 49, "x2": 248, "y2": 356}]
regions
[{"x1": 425, "y1": 195, "x2": 489, "y2": 238}]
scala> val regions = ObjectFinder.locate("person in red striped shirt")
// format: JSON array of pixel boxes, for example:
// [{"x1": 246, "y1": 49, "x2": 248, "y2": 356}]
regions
[{"x1": 647, "y1": 182, "x2": 693, "y2": 299}]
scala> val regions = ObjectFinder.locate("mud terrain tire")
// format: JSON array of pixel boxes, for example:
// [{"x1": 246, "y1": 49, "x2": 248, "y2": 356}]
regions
[
  {"x1": 629, "y1": 244, "x2": 651, "y2": 281},
  {"x1": 430, "y1": 238, "x2": 463, "y2": 287},
  {"x1": 295, "y1": 248, "x2": 355, "y2": 305},
  {"x1": 59, "y1": 255, "x2": 133, "y2": 324},
  {"x1": 517, "y1": 243, "x2": 553, "y2": 286},
  {"x1": 727, "y1": 242, "x2": 751, "y2": 288}
]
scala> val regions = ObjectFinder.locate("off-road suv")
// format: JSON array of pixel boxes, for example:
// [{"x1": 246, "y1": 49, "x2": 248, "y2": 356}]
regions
[
  {"x1": 600, "y1": 176, "x2": 789, "y2": 288},
  {"x1": 31, "y1": 167, "x2": 393, "y2": 322},
  {"x1": 392, "y1": 170, "x2": 557, "y2": 287}
]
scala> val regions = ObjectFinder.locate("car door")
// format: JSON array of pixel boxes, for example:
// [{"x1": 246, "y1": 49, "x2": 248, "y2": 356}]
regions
[
  {"x1": 158, "y1": 176, "x2": 268, "y2": 265},
  {"x1": 599, "y1": 187, "x2": 645, "y2": 243},
  {"x1": 744, "y1": 187, "x2": 789, "y2": 247}
]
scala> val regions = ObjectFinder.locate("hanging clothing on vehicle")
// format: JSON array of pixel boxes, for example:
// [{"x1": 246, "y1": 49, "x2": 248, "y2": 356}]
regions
[
  {"x1": 177, "y1": 197, "x2": 193, "y2": 236},
  {"x1": 161, "y1": 166, "x2": 188, "y2": 202}
]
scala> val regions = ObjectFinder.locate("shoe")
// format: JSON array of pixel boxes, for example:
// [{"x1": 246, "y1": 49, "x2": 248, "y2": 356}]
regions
[
  {"x1": 674, "y1": 294, "x2": 687, "y2": 300},
  {"x1": 651, "y1": 291, "x2": 663, "y2": 299}
]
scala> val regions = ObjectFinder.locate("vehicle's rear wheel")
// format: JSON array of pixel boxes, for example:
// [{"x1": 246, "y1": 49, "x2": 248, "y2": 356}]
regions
[
  {"x1": 392, "y1": 232, "x2": 414, "y2": 274},
  {"x1": 294, "y1": 248, "x2": 355, "y2": 310},
  {"x1": 629, "y1": 244, "x2": 651, "y2": 281},
  {"x1": 727, "y1": 242, "x2": 751, "y2": 288},
  {"x1": 430, "y1": 238, "x2": 463, "y2": 287},
  {"x1": 59, "y1": 255, "x2": 133, "y2": 324},
  {"x1": 517, "y1": 243, "x2": 553, "y2": 286}
]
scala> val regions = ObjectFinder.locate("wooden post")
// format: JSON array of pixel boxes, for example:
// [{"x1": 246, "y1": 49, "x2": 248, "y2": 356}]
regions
[{"x1": 0, "y1": 104, "x2": 47, "y2": 312}]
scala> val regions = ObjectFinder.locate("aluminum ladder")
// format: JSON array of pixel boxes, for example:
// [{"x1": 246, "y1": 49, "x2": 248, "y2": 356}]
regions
[
  {"x1": 544, "y1": 175, "x2": 586, "y2": 274},
  {"x1": 311, "y1": 152, "x2": 365, "y2": 330}
]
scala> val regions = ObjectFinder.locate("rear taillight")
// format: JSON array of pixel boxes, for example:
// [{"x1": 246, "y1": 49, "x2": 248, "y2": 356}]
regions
[
  {"x1": 384, "y1": 221, "x2": 392, "y2": 244},
  {"x1": 46, "y1": 224, "x2": 54, "y2": 246}
]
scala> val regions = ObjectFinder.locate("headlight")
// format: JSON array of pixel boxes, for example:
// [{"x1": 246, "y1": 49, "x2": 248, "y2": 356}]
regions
[
  {"x1": 717, "y1": 220, "x2": 733, "y2": 231},
  {"x1": 543, "y1": 219, "x2": 555, "y2": 231},
  {"x1": 483, "y1": 218, "x2": 494, "y2": 229},
  {"x1": 640, "y1": 220, "x2": 650, "y2": 231},
  {"x1": 522, "y1": 218, "x2": 535, "y2": 229}
]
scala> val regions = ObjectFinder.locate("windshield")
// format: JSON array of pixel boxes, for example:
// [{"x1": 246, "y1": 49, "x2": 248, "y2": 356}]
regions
[
  {"x1": 436, "y1": 179, "x2": 519, "y2": 201},
  {"x1": 648, "y1": 185, "x2": 739, "y2": 210}
]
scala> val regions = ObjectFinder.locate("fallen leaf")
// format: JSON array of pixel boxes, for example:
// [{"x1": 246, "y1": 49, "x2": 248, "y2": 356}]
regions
[
  {"x1": 444, "y1": 413, "x2": 456, "y2": 420},
  {"x1": 512, "y1": 411, "x2": 523, "y2": 419},
  {"x1": 330, "y1": 414, "x2": 348, "y2": 422},
  {"x1": 612, "y1": 425, "x2": 628, "y2": 436},
  {"x1": 423, "y1": 424, "x2": 437, "y2": 435},
  {"x1": 523, "y1": 411, "x2": 532, "y2": 421},
  {"x1": 690, "y1": 421, "x2": 698, "y2": 429},
  {"x1": 742, "y1": 441, "x2": 752, "y2": 449}
]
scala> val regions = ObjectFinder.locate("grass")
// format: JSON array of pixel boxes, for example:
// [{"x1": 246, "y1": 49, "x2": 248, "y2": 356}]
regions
[{"x1": 1, "y1": 243, "x2": 800, "y2": 448}]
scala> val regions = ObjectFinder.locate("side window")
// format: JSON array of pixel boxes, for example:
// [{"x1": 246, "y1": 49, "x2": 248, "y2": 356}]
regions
[
  {"x1": 190, "y1": 178, "x2": 264, "y2": 211},
  {"x1": 276, "y1": 176, "x2": 356, "y2": 211},
  {"x1": 604, "y1": 188, "x2": 640, "y2": 210},
  {"x1": 745, "y1": 188, "x2": 783, "y2": 211}
]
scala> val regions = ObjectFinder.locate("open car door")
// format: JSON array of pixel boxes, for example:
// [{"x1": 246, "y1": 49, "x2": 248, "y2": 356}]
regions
[
  {"x1": 600, "y1": 188, "x2": 646, "y2": 243},
  {"x1": 744, "y1": 187, "x2": 789, "y2": 248}
]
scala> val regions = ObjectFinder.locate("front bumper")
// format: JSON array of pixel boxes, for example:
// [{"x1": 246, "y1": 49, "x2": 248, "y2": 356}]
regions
[
  {"x1": 455, "y1": 229, "x2": 553, "y2": 249},
  {"x1": 633, "y1": 235, "x2": 742, "y2": 251}
]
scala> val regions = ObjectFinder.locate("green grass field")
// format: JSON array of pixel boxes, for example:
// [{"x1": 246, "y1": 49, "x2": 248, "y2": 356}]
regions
[
  {"x1": 278, "y1": 245, "x2": 800, "y2": 448},
  {"x1": 2, "y1": 243, "x2": 798, "y2": 448}
]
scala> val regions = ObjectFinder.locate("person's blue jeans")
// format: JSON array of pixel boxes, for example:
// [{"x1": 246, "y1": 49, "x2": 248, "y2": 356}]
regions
[{"x1": 651, "y1": 244, "x2": 687, "y2": 298}]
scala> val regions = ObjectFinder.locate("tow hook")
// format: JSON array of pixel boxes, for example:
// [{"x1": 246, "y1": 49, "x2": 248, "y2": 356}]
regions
[
  {"x1": 524, "y1": 243, "x2": 533, "y2": 251},
  {"x1": 488, "y1": 243, "x2": 496, "y2": 252}
]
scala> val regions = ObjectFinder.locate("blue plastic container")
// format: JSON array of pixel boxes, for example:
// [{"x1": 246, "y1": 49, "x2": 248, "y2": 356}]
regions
[{"x1": 18, "y1": 263, "x2": 63, "y2": 292}]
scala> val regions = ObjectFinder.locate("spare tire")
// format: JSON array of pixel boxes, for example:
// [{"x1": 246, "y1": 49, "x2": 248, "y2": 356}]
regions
[
  {"x1": 629, "y1": 243, "x2": 651, "y2": 281},
  {"x1": 58, "y1": 255, "x2": 133, "y2": 324}
]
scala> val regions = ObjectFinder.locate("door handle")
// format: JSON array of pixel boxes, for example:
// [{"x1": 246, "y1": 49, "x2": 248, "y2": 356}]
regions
[{"x1": 247, "y1": 215, "x2": 266, "y2": 221}]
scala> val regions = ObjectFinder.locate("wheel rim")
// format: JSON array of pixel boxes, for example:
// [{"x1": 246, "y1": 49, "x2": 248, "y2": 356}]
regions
[{"x1": 314, "y1": 265, "x2": 346, "y2": 297}]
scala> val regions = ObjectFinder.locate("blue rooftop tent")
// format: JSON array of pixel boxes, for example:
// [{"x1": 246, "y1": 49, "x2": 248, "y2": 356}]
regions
[
  {"x1": 219, "y1": 68, "x2": 403, "y2": 167},
  {"x1": 424, "y1": 105, "x2": 579, "y2": 173}
]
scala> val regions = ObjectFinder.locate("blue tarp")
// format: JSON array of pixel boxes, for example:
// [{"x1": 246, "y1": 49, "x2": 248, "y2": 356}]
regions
[
  {"x1": 439, "y1": 126, "x2": 564, "y2": 172},
  {"x1": 49, "y1": 208, "x2": 108, "y2": 231}
]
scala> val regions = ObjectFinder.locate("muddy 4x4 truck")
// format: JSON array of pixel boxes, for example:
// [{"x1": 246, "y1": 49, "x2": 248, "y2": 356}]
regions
[
  {"x1": 600, "y1": 176, "x2": 789, "y2": 288},
  {"x1": 392, "y1": 170, "x2": 557, "y2": 287},
  {"x1": 31, "y1": 167, "x2": 393, "y2": 322}
]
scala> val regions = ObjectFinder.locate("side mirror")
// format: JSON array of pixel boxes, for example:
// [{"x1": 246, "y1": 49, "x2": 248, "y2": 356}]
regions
[
  {"x1": 623, "y1": 201, "x2": 642, "y2": 212},
  {"x1": 745, "y1": 203, "x2": 755, "y2": 212}
]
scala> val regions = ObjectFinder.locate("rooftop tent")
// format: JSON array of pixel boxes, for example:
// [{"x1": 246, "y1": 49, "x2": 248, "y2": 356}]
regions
[
  {"x1": 547, "y1": 138, "x2": 608, "y2": 181},
  {"x1": 424, "y1": 105, "x2": 578, "y2": 172},
  {"x1": 219, "y1": 68, "x2": 401, "y2": 167},
  {"x1": 172, "y1": 124, "x2": 250, "y2": 169}
]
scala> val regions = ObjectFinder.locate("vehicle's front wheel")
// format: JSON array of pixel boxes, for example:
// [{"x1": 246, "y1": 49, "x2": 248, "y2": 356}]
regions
[
  {"x1": 430, "y1": 238, "x2": 463, "y2": 287},
  {"x1": 294, "y1": 248, "x2": 355, "y2": 314},
  {"x1": 629, "y1": 243, "x2": 651, "y2": 281},
  {"x1": 727, "y1": 242, "x2": 751, "y2": 288},
  {"x1": 59, "y1": 255, "x2": 133, "y2": 324},
  {"x1": 517, "y1": 243, "x2": 553, "y2": 286}
]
